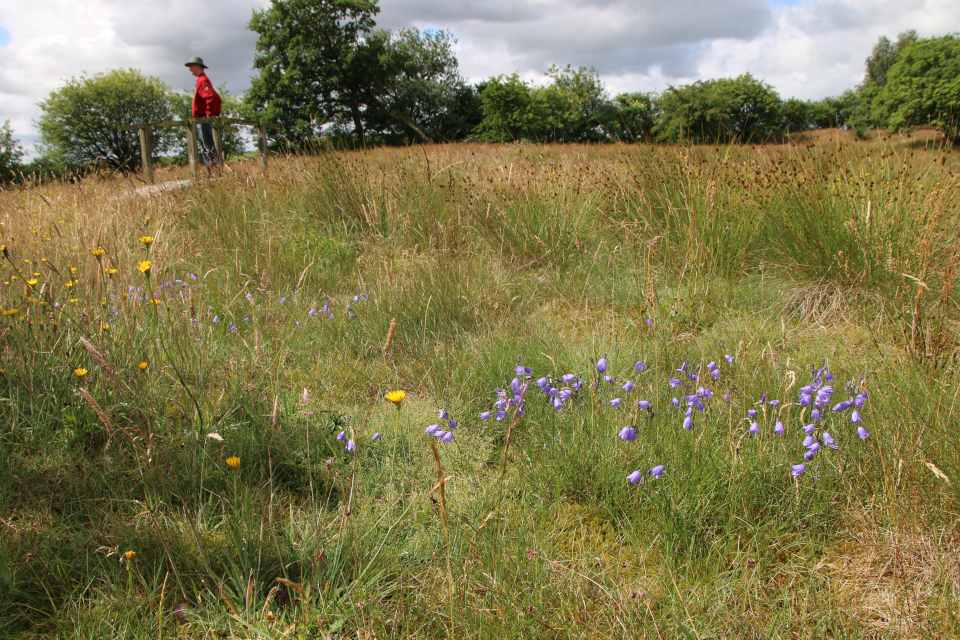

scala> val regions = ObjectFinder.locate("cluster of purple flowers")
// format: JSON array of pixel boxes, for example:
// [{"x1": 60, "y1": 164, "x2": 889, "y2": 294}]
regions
[
  {"x1": 789, "y1": 367, "x2": 870, "y2": 477},
  {"x1": 474, "y1": 352, "x2": 873, "y2": 486},
  {"x1": 336, "y1": 430, "x2": 357, "y2": 452},
  {"x1": 425, "y1": 402, "x2": 459, "y2": 443},
  {"x1": 480, "y1": 361, "x2": 532, "y2": 420}
]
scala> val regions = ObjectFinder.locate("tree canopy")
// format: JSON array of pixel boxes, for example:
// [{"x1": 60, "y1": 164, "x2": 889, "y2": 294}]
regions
[
  {"x1": 246, "y1": 0, "x2": 380, "y2": 144},
  {"x1": 36, "y1": 69, "x2": 172, "y2": 169},
  {"x1": 0, "y1": 121, "x2": 24, "y2": 182},
  {"x1": 653, "y1": 74, "x2": 783, "y2": 143},
  {"x1": 871, "y1": 33, "x2": 960, "y2": 141}
]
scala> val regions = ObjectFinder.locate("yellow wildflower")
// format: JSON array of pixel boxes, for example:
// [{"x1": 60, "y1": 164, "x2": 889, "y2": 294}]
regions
[
  {"x1": 74, "y1": 368, "x2": 88, "y2": 378},
  {"x1": 226, "y1": 456, "x2": 241, "y2": 469},
  {"x1": 139, "y1": 236, "x2": 154, "y2": 246},
  {"x1": 2, "y1": 309, "x2": 18, "y2": 316},
  {"x1": 138, "y1": 361, "x2": 148, "y2": 370},
  {"x1": 124, "y1": 550, "x2": 136, "y2": 563},
  {"x1": 105, "y1": 268, "x2": 117, "y2": 276},
  {"x1": 385, "y1": 390, "x2": 406, "y2": 406},
  {"x1": 138, "y1": 261, "x2": 151, "y2": 276},
  {"x1": 90, "y1": 247, "x2": 104, "y2": 257},
  {"x1": 26, "y1": 279, "x2": 37, "y2": 286}
]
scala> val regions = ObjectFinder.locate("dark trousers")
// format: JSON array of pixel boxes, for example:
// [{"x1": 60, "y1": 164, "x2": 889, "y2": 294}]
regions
[{"x1": 197, "y1": 123, "x2": 220, "y2": 166}]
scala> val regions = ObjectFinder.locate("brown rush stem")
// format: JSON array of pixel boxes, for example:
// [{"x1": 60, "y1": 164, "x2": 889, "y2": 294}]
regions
[
  {"x1": 501, "y1": 382, "x2": 529, "y2": 480},
  {"x1": 429, "y1": 440, "x2": 455, "y2": 639}
]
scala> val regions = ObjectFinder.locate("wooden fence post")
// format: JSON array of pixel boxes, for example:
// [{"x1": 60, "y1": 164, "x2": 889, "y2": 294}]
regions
[
  {"x1": 257, "y1": 122, "x2": 268, "y2": 171},
  {"x1": 184, "y1": 122, "x2": 199, "y2": 179},
  {"x1": 138, "y1": 127, "x2": 153, "y2": 185},
  {"x1": 213, "y1": 123, "x2": 224, "y2": 162}
]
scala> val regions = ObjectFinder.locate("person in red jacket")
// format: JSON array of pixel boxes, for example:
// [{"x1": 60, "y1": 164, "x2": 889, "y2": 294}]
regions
[{"x1": 185, "y1": 56, "x2": 222, "y2": 173}]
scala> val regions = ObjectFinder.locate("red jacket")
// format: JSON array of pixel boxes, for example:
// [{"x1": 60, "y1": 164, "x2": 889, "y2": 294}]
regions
[{"x1": 192, "y1": 73, "x2": 222, "y2": 117}]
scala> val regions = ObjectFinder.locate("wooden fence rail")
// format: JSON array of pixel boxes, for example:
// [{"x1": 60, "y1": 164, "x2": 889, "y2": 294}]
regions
[{"x1": 117, "y1": 117, "x2": 282, "y2": 183}]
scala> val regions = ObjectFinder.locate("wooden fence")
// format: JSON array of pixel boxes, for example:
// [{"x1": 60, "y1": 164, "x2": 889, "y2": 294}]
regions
[{"x1": 117, "y1": 117, "x2": 282, "y2": 183}]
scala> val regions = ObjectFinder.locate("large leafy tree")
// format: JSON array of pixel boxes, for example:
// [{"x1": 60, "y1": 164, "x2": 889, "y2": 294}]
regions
[
  {"x1": 475, "y1": 74, "x2": 551, "y2": 142},
  {"x1": 345, "y1": 28, "x2": 465, "y2": 144},
  {"x1": 475, "y1": 67, "x2": 614, "y2": 143},
  {"x1": 782, "y1": 92, "x2": 859, "y2": 132},
  {"x1": 246, "y1": 0, "x2": 380, "y2": 144},
  {"x1": 540, "y1": 66, "x2": 609, "y2": 142},
  {"x1": 606, "y1": 92, "x2": 658, "y2": 142},
  {"x1": 36, "y1": 69, "x2": 172, "y2": 169},
  {"x1": 849, "y1": 31, "x2": 918, "y2": 134},
  {"x1": 653, "y1": 74, "x2": 783, "y2": 143},
  {"x1": 248, "y1": 2, "x2": 464, "y2": 146},
  {"x1": 872, "y1": 33, "x2": 960, "y2": 141},
  {"x1": 0, "y1": 121, "x2": 24, "y2": 181}
]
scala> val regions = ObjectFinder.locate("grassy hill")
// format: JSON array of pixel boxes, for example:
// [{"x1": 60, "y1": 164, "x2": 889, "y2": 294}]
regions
[{"x1": 1, "y1": 136, "x2": 959, "y2": 638}]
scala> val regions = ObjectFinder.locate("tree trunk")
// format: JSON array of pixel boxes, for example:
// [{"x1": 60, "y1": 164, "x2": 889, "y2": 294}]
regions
[
  {"x1": 351, "y1": 103, "x2": 366, "y2": 148},
  {"x1": 389, "y1": 109, "x2": 434, "y2": 144}
]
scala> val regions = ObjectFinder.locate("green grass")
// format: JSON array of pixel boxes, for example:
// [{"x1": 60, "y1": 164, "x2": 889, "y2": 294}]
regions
[{"x1": 1, "y1": 137, "x2": 959, "y2": 638}]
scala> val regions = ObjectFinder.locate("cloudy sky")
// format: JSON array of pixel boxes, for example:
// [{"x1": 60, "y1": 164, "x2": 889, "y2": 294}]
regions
[{"x1": 1, "y1": 0, "x2": 958, "y2": 155}]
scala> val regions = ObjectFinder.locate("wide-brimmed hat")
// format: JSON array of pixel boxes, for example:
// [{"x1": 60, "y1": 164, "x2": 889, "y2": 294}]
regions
[{"x1": 184, "y1": 56, "x2": 208, "y2": 69}]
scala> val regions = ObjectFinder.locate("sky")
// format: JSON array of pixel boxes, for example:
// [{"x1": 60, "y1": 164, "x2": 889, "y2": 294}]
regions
[{"x1": 1, "y1": 0, "x2": 959, "y2": 156}]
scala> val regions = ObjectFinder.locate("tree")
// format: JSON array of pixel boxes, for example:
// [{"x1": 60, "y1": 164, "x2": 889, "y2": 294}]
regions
[
  {"x1": 853, "y1": 31, "x2": 919, "y2": 133},
  {"x1": 475, "y1": 74, "x2": 551, "y2": 142},
  {"x1": 354, "y1": 28, "x2": 466, "y2": 144},
  {"x1": 872, "y1": 34, "x2": 960, "y2": 141},
  {"x1": 540, "y1": 65, "x2": 609, "y2": 142},
  {"x1": 0, "y1": 121, "x2": 24, "y2": 182},
  {"x1": 36, "y1": 69, "x2": 172, "y2": 169},
  {"x1": 782, "y1": 93, "x2": 859, "y2": 133},
  {"x1": 654, "y1": 74, "x2": 783, "y2": 143},
  {"x1": 863, "y1": 31, "x2": 918, "y2": 91},
  {"x1": 475, "y1": 67, "x2": 618, "y2": 143},
  {"x1": 434, "y1": 84, "x2": 484, "y2": 141},
  {"x1": 605, "y1": 92, "x2": 658, "y2": 142},
  {"x1": 246, "y1": 0, "x2": 380, "y2": 145}
]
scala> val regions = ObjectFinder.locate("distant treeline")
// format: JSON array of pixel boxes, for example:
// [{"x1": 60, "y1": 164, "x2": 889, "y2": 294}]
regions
[{"x1": 2, "y1": 0, "x2": 959, "y2": 179}]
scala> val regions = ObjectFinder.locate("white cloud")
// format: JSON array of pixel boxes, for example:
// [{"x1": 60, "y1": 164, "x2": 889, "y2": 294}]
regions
[{"x1": 1, "y1": 0, "x2": 959, "y2": 155}]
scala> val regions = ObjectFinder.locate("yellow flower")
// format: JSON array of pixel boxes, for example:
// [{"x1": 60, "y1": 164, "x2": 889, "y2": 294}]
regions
[
  {"x1": 138, "y1": 361, "x2": 148, "y2": 370},
  {"x1": 70, "y1": 267, "x2": 77, "y2": 274},
  {"x1": 105, "y1": 268, "x2": 117, "y2": 276},
  {"x1": 26, "y1": 278, "x2": 37, "y2": 286},
  {"x1": 226, "y1": 456, "x2": 241, "y2": 469},
  {"x1": 102, "y1": 323, "x2": 110, "y2": 330},
  {"x1": 139, "y1": 236, "x2": 154, "y2": 246},
  {"x1": 2, "y1": 309, "x2": 18, "y2": 316},
  {"x1": 64, "y1": 281, "x2": 73, "y2": 288},
  {"x1": 124, "y1": 550, "x2": 136, "y2": 563},
  {"x1": 385, "y1": 390, "x2": 406, "y2": 407},
  {"x1": 0, "y1": 368, "x2": 5, "y2": 374},
  {"x1": 0, "y1": 245, "x2": 6, "y2": 258},
  {"x1": 138, "y1": 261, "x2": 151, "y2": 276},
  {"x1": 91, "y1": 247, "x2": 104, "y2": 257},
  {"x1": 74, "y1": 368, "x2": 88, "y2": 378}
]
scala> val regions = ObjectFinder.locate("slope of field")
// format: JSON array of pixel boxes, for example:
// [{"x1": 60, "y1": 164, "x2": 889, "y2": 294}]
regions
[{"x1": 1, "y1": 138, "x2": 959, "y2": 638}]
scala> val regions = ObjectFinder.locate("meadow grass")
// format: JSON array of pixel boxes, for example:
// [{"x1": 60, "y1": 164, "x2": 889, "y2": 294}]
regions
[{"x1": 1, "y1": 133, "x2": 959, "y2": 638}]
